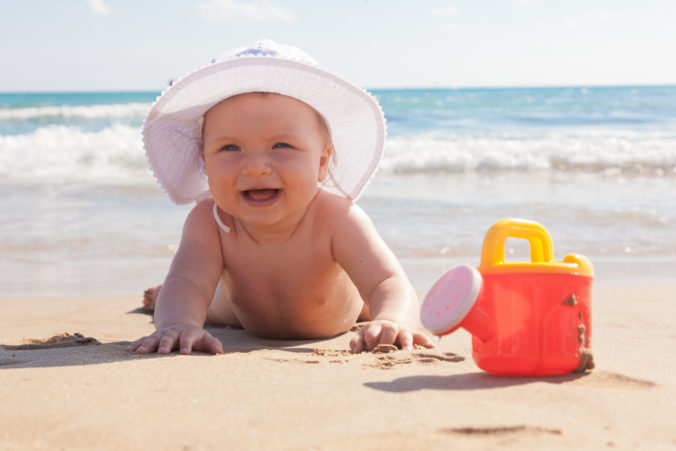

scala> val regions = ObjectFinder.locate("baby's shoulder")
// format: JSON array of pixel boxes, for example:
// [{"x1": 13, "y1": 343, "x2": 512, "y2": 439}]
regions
[
  {"x1": 190, "y1": 198, "x2": 216, "y2": 220},
  {"x1": 312, "y1": 190, "x2": 369, "y2": 226},
  {"x1": 314, "y1": 190, "x2": 352, "y2": 215},
  {"x1": 189, "y1": 198, "x2": 233, "y2": 231}
]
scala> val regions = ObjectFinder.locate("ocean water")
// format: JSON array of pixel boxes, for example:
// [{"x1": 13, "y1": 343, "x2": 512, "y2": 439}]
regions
[{"x1": 1, "y1": 86, "x2": 675, "y2": 296}]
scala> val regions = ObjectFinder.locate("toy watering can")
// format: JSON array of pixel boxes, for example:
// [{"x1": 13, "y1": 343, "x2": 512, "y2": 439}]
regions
[{"x1": 420, "y1": 218, "x2": 594, "y2": 376}]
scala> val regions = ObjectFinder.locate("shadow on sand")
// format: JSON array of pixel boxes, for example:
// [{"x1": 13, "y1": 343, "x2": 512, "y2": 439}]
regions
[{"x1": 364, "y1": 371, "x2": 590, "y2": 392}]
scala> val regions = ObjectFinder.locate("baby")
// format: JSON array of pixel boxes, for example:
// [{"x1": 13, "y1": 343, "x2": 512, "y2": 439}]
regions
[{"x1": 127, "y1": 40, "x2": 433, "y2": 355}]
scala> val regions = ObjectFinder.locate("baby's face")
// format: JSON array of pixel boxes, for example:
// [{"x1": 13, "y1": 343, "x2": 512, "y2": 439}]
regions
[{"x1": 201, "y1": 93, "x2": 332, "y2": 230}]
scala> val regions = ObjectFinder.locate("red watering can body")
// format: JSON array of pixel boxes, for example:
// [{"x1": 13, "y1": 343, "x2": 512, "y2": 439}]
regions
[{"x1": 421, "y1": 219, "x2": 594, "y2": 376}]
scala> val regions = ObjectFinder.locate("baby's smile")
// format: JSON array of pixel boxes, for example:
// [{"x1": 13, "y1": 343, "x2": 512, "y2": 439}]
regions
[{"x1": 241, "y1": 188, "x2": 281, "y2": 205}]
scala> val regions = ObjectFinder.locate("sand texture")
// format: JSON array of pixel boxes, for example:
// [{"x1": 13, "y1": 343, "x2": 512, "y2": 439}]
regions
[{"x1": 1, "y1": 284, "x2": 675, "y2": 450}]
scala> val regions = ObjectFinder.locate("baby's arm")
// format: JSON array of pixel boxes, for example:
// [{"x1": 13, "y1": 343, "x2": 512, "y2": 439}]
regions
[
  {"x1": 332, "y1": 204, "x2": 434, "y2": 352},
  {"x1": 126, "y1": 200, "x2": 224, "y2": 355}
]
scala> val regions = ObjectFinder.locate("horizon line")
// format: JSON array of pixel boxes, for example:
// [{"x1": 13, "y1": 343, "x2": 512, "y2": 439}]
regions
[{"x1": 1, "y1": 82, "x2": 675, "y2": 95}]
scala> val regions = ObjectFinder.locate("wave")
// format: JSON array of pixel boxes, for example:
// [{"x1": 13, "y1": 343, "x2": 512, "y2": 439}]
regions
[
  {"x1": 2, "y1": 125, "x2": 676, "y2": 185},
  {"x1": 382, "y1": 131, "x2": 676, "y2": 175},
  {"x1": 0, "y1": 103, "x2": 151, "y2": 121},
  {"x1": 0, "y1": 124, "x2": 151, "y2": 183}
]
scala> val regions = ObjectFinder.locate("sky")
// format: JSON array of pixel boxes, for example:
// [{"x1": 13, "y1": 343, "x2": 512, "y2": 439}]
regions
[{"x1": 1, "y1": 0, "x2": 675, "y2": 91}]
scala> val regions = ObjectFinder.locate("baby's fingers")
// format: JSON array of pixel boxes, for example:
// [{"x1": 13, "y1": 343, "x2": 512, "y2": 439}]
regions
[
  {"x1": 397, "y1": 330, "x2": 414, "y2": 351},
  {"x1": 412, "y1": 332, "x2": 435, "y2": 349},
  {"x1": 157, "y1": 331, "x2": 180, "y2": 354},
  {"x1": 191, "y1": 331, "x2": 224, "y2": 355},
  {"x1": 350, "y1": 323, "x2": 382, "y2": 353},
  {"x1": 378, "y1": 323, "x2": 399, "y2": 347},
  {"x1": 362, "y1": 323, "x2": 384, "y2": 350},
  {"x1": 177, "y1": 330, "x2": 197, "y2": 355},
  {"x1": 350, "y1": 333, "x2": 366, "y2": 354},
  {"x1": 125, "y1": 337, "x2": 147, "y2": 352},
  {"x1": 176, "y1": 329, "x2": 203, "y2": 355},
  {"x1": 127, "y1": 333, "x2": 165, "y2": 354}
]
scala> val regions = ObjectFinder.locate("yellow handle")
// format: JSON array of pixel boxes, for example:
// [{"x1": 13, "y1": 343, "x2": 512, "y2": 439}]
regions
[{"x1": 479, "y1": 218, "x2": 554, "y2": 270}]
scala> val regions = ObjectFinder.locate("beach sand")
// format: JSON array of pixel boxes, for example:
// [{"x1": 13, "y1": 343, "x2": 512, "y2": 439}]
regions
[{"x1": 1, "y1": 284, "x2": 675, "y2": 450}]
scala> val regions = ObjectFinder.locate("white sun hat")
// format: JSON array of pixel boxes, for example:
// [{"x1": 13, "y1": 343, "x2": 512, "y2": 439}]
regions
[{"x1": 143, "y1": 39, "x2": 386, "y2": 204}]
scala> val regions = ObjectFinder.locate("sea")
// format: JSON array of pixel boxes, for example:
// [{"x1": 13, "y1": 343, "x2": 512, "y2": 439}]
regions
[{"x1": 1, "y1": 86, "x2": 675, "y2": 297}]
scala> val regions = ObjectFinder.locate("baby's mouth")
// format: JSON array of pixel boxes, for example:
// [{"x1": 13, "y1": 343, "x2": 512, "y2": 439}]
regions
[{"x1": 241, "y1": 188, "x2": 281, "y2": 204}]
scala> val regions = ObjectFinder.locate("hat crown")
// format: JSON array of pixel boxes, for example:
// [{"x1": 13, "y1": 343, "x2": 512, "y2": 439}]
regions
[{"x1": 214, "y1": 39, "x2": 318, "y2": 66}]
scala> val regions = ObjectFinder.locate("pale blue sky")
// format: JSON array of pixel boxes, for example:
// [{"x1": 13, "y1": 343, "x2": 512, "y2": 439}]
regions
[{"x1": 2, "y1": 0, "x2": 675, "y2": 91}]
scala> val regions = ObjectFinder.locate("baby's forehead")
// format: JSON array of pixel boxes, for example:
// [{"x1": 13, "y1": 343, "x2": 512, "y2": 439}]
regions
[
  {"x1": 205, "y1": 92, "x2": 331, "y2": 138},
  {"x1": 209, "y1": 92, "x2": 315, "y2": 113}
]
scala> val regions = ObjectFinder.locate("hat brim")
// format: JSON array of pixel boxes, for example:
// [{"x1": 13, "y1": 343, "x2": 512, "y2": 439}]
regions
[{"x1": 143, "y1": 57, "x2": 386, "y2": 204}]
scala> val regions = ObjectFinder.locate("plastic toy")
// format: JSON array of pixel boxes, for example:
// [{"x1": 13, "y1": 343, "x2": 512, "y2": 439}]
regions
[{"x1": 420, "y1": 218, "x2": 594, "y2": 376}]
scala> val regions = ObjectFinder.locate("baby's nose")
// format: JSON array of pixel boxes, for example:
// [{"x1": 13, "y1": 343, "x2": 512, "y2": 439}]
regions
[{"x1": 241, "y1": 154, "x2": 272, "y2": 177}]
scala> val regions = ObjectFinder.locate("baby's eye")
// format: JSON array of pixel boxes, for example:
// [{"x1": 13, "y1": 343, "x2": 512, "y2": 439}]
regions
[
  {"x1": 220, "y1": 144, "x2": 240, "y2": 152},
  {"x1": 272, "y1": 142, "x2": 293, "y2": 149}
]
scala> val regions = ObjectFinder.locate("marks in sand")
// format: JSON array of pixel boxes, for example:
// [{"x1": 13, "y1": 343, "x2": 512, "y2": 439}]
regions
[
  {"x1": 322, "y1": 424, "x2": 564, "y2": 448},
  {"x1": 2, "y1": 333, "x2": 101, "y2": 351},
  {"x1": 437, "y1": 425, "x2": 564, "y2": 446},
  {"x1": 364, "y1": 346, "x2": 465, "y2": 369},
  {"x1": 1, "y1": 333, "x2": 101, "y2": 367},
  {"x1": 264, "y1": 345, "x2": 464, "y2": 369},
  {"x1": 440, "y1": 425, "x2": 562, "y2": 437}
]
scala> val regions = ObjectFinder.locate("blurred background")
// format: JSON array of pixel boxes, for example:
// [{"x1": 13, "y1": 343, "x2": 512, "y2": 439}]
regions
[{"x1": 1, "y1": 0, "x2": 675, "y2": 296}]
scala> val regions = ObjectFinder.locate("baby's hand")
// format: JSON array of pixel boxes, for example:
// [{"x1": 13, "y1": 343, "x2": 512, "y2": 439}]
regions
[
  {"x1": 126, "y1": 323, "x2": 224, "y2": 355},
  {"x1": 350, "y1": 319, "x2": 435, "y2": 353}
]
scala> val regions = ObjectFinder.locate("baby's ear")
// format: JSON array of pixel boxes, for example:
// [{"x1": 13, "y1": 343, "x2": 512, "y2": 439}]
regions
[
  {"x1": 199, "y1": 150, "x2": 207, "y2": 176},
  {"x1": 318, "y1": 145, "x2": 332, "y2": 181}
]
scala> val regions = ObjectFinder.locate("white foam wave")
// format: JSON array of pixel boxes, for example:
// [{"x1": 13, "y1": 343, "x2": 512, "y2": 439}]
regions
[
  {"x1": 382, "y1": 131, "x2": 676, "y2": 175},
  {"x1": 0, "y1": 103, "x2": 151, "y2": 121},
  {"x1": 0, "y1": 124, "x2": 152, "y2": 183},
  {"x1": 3, "y1": 126, "x2": 676, "y2": 186}
]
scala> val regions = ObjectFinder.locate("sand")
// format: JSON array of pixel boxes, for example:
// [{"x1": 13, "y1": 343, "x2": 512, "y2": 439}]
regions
[{"x1": 1, "y1": 284, "x2": 675, "y2": 450}]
